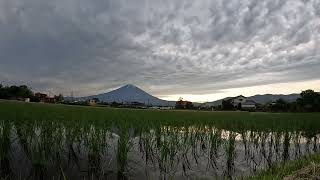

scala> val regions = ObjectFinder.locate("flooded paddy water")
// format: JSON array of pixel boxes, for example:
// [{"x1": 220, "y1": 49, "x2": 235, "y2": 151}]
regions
[{"x1": 1, "y1": 101, "x2": 320, "y2": 179}]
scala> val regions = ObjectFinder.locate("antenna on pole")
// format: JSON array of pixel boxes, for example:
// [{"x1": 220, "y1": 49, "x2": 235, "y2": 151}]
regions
[
  {"x1": 48, "y1": 90, "x2": 54, "y2": 97},
  {"x1": 71, "y1": 90, "x2": 74, "y2": 102}
]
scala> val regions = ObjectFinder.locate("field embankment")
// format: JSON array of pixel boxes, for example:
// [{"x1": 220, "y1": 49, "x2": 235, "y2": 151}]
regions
[{"x1": 247, "y1": 153, "x2": 320, "y2": 179}]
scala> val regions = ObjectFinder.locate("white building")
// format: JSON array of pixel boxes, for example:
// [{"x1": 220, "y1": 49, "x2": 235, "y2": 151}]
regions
[
  {"x1": 159, "y1": 106, "x2": 173, "y2": 110},
  {"x1": 150, "y1": 106, "x2": 173, "y2": 110},
  {"x1": 230, "y1": 95, "x2": 256, "y2": 109},
  {"x1": 88, "y1": 99, "x2": 97, "y2": 106}
]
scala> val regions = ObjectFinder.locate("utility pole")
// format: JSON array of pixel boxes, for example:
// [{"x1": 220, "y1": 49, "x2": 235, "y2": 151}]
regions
[{"x1": 71, "y1": 91, "x2": 74, "y2": 102}]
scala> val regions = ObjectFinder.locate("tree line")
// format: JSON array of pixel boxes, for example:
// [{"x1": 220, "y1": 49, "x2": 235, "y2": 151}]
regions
[
  {"x1": 0, "y1": 84, "x2": 63, "y2": 103},
  {"x1": 263, "y1": 90, "x2": 320, "y2": 112},
  {"x1": 296, "y1": 90, "x2": 320, "y2": 112},
  {"x1": 221, "y1": 89, "x2": 320, "y2": 112},
  {"x1": 0, "y1": 84, "x2": 33, "y2": 99}
]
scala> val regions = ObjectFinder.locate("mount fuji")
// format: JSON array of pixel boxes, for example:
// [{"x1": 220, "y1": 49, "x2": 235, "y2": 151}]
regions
[{"x1": 78, "y1": 84, "x2": 174, "y2": 106}]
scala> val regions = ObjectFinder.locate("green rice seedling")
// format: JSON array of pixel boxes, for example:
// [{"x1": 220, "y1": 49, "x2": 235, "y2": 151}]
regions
[
  {"x1": 207, "y1": 128, "x2": 222, "y2": 170},
  {"x1": 293, "y1": 131, "x2": 302, "y2": 157},
  {"x1": 259, "y1": 132, "x2": 268, "y2": 166},
  {"x1": 0, "y1": 120, "x2": 12, "y2": 178},
  {"x1": 267, "y1": 132, "x2": 274, "y2": 168},
  {"x1": 302, "y1": 130, "x2": 319, "y2": 154},
  {"x1": 225, "y1": 132, "x2": 237, "y2": 178},
  {"x1": 116, "y1": 124, "x2": 131, "y2": 179},
  {"x1": 240, "y1": 130, "x2": 249, "y2": 160},
  {"x1": 274, "y1": 131, "x2": 282, "y2": 161},
  {"x1": 282, "y1": 131, "x2": 291, "y2": 162},
  {"x1": 84, "y1": 126, "x2": 110, "y2": 178}
]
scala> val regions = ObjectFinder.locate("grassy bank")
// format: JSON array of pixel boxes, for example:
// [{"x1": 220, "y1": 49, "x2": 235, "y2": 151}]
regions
[{"x1": 247, "y1": 153, "x2": 320, "y2": 179}]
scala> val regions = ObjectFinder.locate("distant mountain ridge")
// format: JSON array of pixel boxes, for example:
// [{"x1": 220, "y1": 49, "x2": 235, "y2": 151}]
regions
[
  {"x1": 203, "y1": 94, "x2": 301, "y2": 106},
  {"x1": 249, "y1": 94, "x2": 300, "y2": 104},
  {"x1": 70, "y1": 84, "x2": 301, "y2": 107},
  {"x1": 76, "y1": 84, "x2": 175, "y2": 106}
]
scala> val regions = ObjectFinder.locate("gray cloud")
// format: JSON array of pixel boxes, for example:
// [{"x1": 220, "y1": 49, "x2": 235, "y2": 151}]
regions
[{"x1": 0, "y1": 0, "x2": 319, "y2": 97}]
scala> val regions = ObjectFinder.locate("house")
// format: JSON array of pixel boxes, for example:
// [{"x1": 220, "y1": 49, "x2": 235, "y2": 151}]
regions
[
  {"x1": 45, "y1": 97, "x2": 56, "y2": 103},
  {"x1": 241, "y1": 99, "x2": 257, "y2": 109},
  {"x1": 35, "y1": 92, "x2": 56, "y2": 103},
  {"x1": 88, "y1": 99, "x2": 97, "y2": 106},
  {"x1": 16, "y1": 97, "x2": 30, "y2": 102},
  {"x1": 230, "y1": 95, "x2": 257, "y2": 109},
  {"x1": 35, "y1": 92, "x2": 47, "y2": 102},
  {"x1": 150, "y1": 106, "x2": 160, "y2": 110},
  {"x1": 175, "y1": 100, "x2": 193, "y2": 109},
  {"x1": 130, "y1": 101, "x2": 145, "y2": 106},
  {"x1": 159, "y1": 106, "x2": 173, "y2": 110}
]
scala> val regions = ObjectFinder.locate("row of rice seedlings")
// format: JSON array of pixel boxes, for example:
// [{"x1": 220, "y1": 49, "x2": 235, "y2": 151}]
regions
[
  {"x1": 224, "y1": 132, "x2": 236, "y2": 177},
  {"x1": 13, "y1": 119, "x2": 65, "y2": 179},
  {"x1": 2, "y1": 120, "x2": 320, "y2": 179},
  {"x1": 1, "y1": 101, "x2": 320, "y2": 179},
  {"x1": 137, "y1": 125, "x2": 225, "y2": 178},
  {"x1": 116, "y1": 122, "x2": 131, "y2": 179},
  {"x1": 5, "y1": 115, "x2": 114, "y2": 179},
  {"x1": 136, "y1": 124, "x2": 320, "y2": 179},
  {"x1": 207, "y1": 129, "x2": 223, "y2": 171},
  {"x1": 82, "y1": 125, "x2": 110, "y2": 178},
  {"x1": 240, "y1": 130, "x2": 320, "y2": 175}
]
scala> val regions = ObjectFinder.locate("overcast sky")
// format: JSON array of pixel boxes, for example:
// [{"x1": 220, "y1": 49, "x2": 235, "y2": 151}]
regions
[{"x1": 0, "y1": 0, "x2": 320, "y2": 102}]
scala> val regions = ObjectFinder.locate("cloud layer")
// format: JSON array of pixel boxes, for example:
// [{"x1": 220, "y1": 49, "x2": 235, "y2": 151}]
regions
[{"x1": 0, "y1": 0, "x2": 319, "y2": 99}]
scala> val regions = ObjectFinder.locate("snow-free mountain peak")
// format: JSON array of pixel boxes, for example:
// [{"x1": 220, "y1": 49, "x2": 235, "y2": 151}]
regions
[
  {"x1": 79, "y1": 84, "x2": 175, "y2": 106},
  {"x1": 122, "y1": 84, "x2": 136, "y2": 89}
]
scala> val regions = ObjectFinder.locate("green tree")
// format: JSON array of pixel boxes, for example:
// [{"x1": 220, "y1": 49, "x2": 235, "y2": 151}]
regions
[
  {"x1": 272, "y1": 98, "x2": 288, "y2": 112},
  {"x1": 17, "y1": 85, "x2": 33, "y2": 98},
  {"x1": 222, "y1": 100, "x2": 234, "y2": 110},
  {"x1": 315, "y1": 95, "x2": 320, "y2": 111},
  {"x1": 92, "y1": 98, "x2": 100, "y2": 103},
  {"x1": 54, "y1": 94, "x2": 64, "y2": 103},
  {"x1": 185, "y1": 101, "x2": 193, "y2": 109},
  {"x1": 0, "y1": 84, "x2": 33, "y2": 99},
  {"x1": 237, "y1": 103, "x2": 242, "y2": 110},
  {"x1": 175, "y1": 99, "x2": 193, "y2": 109},
  {"x1": 0, "y1": 85, "x2": 8, "y2": 99},
  {"x1": 297, "y1": 89, "x2": 320, "y2": 112}
]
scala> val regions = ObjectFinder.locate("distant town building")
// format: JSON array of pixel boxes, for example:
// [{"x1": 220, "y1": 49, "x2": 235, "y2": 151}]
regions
[
  {"x1": 35, "y1": 93, "x2": 47, "y2": 101},
  {"x1": 130, "y1": 101, "x2": 145, "y2": 106},
  {"x1": 35, "y1": 92, "x2": 56, "y2": 103},
  {"x1": 175, "y1": 99, "x2": 193, "y2": 109},
  {"x1": 150, "y1": 106, "x2": 173, "y2": 110},
  {"x1": 159, "y1": 106, "x2": 173, "y2": 110},
  {"x1": 230, "y1": 95, "x2": 257, "y2": 109},
  {"x1": 241, "y1": 99, "x2": 257, "y2": 109},
  {"x1": 88, "y1": 99, "x2": 97, "y2": 106}
]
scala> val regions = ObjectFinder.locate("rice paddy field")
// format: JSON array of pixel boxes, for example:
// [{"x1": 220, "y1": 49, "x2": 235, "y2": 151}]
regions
[{"x1": 1, "y1": 100, "x2": 320, "y2": 179}]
